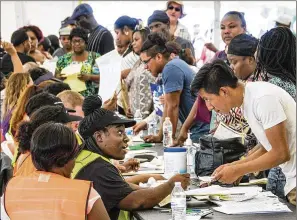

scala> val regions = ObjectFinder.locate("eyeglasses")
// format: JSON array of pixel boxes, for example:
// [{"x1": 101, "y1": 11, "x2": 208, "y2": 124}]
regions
[
  {"x1": 71, "y1": 39, "x2": 85, "y2": 44},
  {"x1": 141, "y1": 56, "x2": 154, "y2": 65},
  {"x1": 168, "y1": 6, "x2": 181, "y2": 12}
]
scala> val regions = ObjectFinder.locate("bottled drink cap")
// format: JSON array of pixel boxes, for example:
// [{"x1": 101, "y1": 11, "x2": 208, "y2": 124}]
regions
[{"x1": 175, "y1": 182, "x2": 181, "y2": 186}]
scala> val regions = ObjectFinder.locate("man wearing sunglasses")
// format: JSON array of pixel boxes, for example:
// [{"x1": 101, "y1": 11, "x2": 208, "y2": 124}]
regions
[
  {"x1": 166, "y1": 1, "x2": 191, "y2": 41},
  {"x1": 147, "y1": 10, "x2": 195, "y2": 58}
]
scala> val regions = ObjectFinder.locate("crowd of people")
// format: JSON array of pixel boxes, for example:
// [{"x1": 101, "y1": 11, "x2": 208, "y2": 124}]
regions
[{"x1": 0, "y1": 1, "x2": 296, "y2": 219}]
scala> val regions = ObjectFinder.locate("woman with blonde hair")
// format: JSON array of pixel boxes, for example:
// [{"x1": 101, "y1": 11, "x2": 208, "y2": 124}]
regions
[
  {"x1": 1, "y1": 72, "x2": 33, "y2": 140},
  {"x1": 10, "y1": 85, "x2": 42, "y2": 136}
]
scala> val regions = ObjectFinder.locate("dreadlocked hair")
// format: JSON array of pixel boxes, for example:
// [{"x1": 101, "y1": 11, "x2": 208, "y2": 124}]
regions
[
  {"x1": 140, "y1": 32, "x2": 170, "y2": 59},
  {"x1": 254, "y1": 27, "x2": 296, "y2": 84}
]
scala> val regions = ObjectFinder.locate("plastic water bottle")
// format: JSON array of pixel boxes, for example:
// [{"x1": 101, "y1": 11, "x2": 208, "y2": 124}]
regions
[
  {"x1": 148, "y1": 115, "x2": 158, "y2": 135},
  {"x1": 134, "y1": 109, "x2": 142, "y2": 123},
  {"x1": 163, "y1": 117, "x2": 173, "y2": 147},
  {"x1": 134, "y1": 109, "x2": 143, "y2": 136},
  {"x1": 184, "y1": 132, "x2": 196, "y2": 177},
  {"x1": 171, "y1": 182, "x2": 186, "y2": 220}
]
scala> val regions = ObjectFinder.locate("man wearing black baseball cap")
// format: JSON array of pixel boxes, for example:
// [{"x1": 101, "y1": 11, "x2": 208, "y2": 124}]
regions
[
  {"x1": 69, "y1": 3, "x2": 114, "y2": 55},
  {"x1": 73, "y1": 95, "x2": 190, "y2": 220},
  {"x1": 1, "y1": 29, "x2": 35, "y2": 77}
]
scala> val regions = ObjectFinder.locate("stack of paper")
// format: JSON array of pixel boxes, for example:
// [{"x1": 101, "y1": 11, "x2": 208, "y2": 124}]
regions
[{"x1": 213, "y1": 191, "x2": 292, "y2": 214}]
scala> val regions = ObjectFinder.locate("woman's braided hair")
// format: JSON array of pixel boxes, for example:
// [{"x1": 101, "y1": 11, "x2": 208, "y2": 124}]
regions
[{"x1": 254, "y1": 27, "x2": 296, "y2": 84}]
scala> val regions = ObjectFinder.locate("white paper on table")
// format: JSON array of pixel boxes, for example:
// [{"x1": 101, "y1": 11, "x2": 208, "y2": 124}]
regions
[
  {"x1": 213, "y1": 191, "x2": 292, "y2": 214},
  {"x1": 122, "y1": 169, "x2": 164, "y2": 176},
  {"x1": 185, "y1": 185, "x2": 262, "y2": 196},
  {"x1": 96, "y1": 50, "x2": 122, "y2": 102},
  {"x1": 213, "y1": 122, "x2": 243, "y2": 140}
]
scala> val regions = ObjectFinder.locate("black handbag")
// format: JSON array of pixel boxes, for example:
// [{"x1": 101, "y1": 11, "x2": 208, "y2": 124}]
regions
[{"x1": 195, "y1": 135, "x2": 247, "y2": 177}]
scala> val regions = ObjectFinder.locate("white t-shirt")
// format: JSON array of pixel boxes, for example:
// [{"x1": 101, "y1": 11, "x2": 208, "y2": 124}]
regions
[{"x1": 243, "y1": 81, "x2": 296, "y2": 195}]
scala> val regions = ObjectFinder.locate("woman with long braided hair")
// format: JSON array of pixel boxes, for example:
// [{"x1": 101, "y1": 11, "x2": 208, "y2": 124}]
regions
[
  {"x1": 255, "y1": 26, "x2": 296, "y2": 99},
  {"x1": 254, "y1": 27, "x2": 296, "y2": 200}
]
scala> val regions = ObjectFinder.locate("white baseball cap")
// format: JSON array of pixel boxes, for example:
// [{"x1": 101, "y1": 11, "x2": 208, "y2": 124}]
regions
[
  {"x1": 275, "y1": 14, "x2": 292, "y2": 26},
  {"x1": 59, "y1": 26, "x2": 72, "y2": 36}
]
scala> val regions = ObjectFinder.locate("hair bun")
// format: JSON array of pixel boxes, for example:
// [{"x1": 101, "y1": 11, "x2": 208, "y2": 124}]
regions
[{"x1": 82, "y1": 95, "x2": 102, "y2": 116}]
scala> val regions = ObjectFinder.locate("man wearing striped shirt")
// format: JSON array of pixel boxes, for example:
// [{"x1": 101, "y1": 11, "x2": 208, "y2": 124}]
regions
[{"x1": 70, "y1": 3, "x2": 114, "y2": 55}]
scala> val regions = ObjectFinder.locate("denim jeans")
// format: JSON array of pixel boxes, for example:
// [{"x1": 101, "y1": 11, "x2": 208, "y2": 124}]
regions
[
  {"x1": 266, "y1": 167, "x2": 286, "y2": 199},
  {"x1": 190, "y1": 122, "x2": 210, "y2": 143}
]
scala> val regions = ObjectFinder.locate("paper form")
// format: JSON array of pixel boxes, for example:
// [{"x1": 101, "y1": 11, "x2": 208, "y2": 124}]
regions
[
  {"x1": 96, "y1": 50, "x2": 122, "y2": 102},
  {"x1": 62, "y1": 63, "x2": 86, "y2": 92}
]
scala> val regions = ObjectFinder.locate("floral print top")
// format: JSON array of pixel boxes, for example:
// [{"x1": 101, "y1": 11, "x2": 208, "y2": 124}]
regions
[{"x1": 56, "y1": 52, "x2": 100, "y2": 97}]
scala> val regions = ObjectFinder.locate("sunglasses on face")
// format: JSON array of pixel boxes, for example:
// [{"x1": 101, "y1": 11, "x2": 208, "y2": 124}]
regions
[{"x1": 168, "y1": 5, "x2": 181, "y2": 12}]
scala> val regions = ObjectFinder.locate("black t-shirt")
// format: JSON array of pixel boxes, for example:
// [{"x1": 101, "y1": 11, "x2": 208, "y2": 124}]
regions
[
  {"x1": 75, "y1": 157, "x2": 133, "y2": 220},
  {"x1": 87, "y1": 25, "x2": 115, "y2": 56},
  {"x1": 1, "y1": 52, "x2": 35, "y2": 77}
]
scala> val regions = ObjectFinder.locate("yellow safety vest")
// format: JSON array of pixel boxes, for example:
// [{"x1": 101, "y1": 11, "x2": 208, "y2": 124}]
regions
[{"x1": 72, "y1": 150, "x2": 130, "y2": 220}]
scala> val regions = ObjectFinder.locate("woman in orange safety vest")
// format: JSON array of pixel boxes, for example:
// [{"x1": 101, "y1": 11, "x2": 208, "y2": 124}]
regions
[{"x1": 4, "y1": 122, "x2": 110, "y2": 220}]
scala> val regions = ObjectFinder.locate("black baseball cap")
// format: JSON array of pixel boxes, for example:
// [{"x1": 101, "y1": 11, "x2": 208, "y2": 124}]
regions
[
  {"x1": 25, "y1": 93, "x2": 77, "y2": 117},
  {"x1": 79, "y1": 110, "x2": 136, "y2": 139},
  {"x1": 54, "y1": 103, "x2": 83, "y2": 123},
  {"x1": 30, "y1": 104, "x2": 83, "y2": 125},
  {"x1": 101, "y1": 111, "x2": 136, "y2": 128}
]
